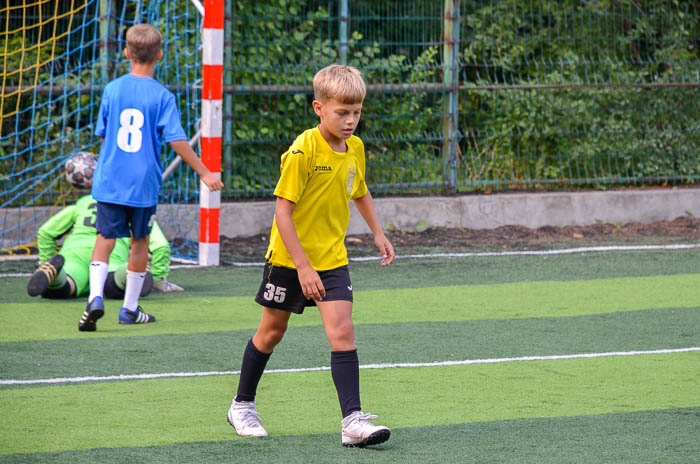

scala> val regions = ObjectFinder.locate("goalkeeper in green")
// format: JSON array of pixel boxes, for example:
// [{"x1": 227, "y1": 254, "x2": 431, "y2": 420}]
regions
[{"x1": 27, "y1": 194, "x2": 181, "y2": 299}]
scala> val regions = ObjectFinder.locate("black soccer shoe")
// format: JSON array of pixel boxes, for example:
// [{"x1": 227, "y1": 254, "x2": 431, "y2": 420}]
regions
[
  {"x1": 27, "y1": 255, "x2": 65, "y2": 297},
  {"x1": 78, "y1": 296, "x2": 105, "y2": 332}
]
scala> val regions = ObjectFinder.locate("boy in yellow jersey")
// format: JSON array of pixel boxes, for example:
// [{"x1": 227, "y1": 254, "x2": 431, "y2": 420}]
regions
[{"x1": 227, "y1": 64, "x2": 395, "y2": 448}]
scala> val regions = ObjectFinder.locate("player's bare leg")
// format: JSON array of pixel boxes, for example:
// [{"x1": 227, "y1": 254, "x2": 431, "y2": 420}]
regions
[
  {"x1": 318, "y1": 300, "x2": 355, "y2": 351},
  {"x1": 91, "y1": 234, "x2": 116, "y2": 263},
  {"x1": 252, "y1": 306, "x2": 292, "y2": 353}
]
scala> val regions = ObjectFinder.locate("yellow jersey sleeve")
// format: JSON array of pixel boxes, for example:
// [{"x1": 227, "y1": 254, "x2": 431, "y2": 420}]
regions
[
  {"x1": 350, "y1": 139, "x2": 368, "y2": 200},
  {"x1": 273, "y1": 134, "x2": 314, "y2": 203}
]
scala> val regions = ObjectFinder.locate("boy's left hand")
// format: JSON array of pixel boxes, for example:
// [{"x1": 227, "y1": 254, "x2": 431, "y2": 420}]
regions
[
  {"x1": 201, "y1": 172, "x2": 224, "y2": 191},
  {"x1": 374, "y1": 233, "x2": 395, "y2": 266}
]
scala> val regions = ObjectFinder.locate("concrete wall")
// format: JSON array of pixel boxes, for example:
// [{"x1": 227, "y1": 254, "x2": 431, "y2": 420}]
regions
[
  {"x1": 2, "y1": 188, "x2": 699, "y2": 245},
  {"x1": 163, "y1": 187, "x2": 700, "y2": 239},
  {"x1": 0, "y1": 204, "x2": 66, "y2": 249},
  {"x1": 350, "y1": 188, "x2": 700, "y2": 234}
]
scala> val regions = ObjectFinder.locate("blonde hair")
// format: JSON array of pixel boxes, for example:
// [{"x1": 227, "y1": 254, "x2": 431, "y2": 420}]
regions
[
  {"x1": 313, "y1": 64, "x2": 366, "y2": 104},
  {"x1": 126, "y1": 24, "x2": 162, "y2": 64}
]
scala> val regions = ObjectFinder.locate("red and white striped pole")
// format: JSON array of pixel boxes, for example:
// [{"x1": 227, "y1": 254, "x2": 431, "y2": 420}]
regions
[{"x1": 199, "y1": 0, "x2": 224, "y2": 266}]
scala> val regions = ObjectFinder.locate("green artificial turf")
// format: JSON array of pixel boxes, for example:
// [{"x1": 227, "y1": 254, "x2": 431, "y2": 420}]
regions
[
  {"x1": 153, "y1": 248, "x2": 700, "y2": 293},
  {"x1": 2, "y1": 408, "x2": 698, "y2": 463},
  {"x1": 3, "y1": 247, "x2": 700, "y2": 305},
  {"x1": 2, "y1": 249, "x2": 699, "y2": 461},
  {"x1": 1, "y1": 352, "x2": 698, "y2": 454},
  {"x1": 2, "y1": 307, "x2": 698, "y2": 382},
  {"x1": 2, "y1": 273, "x2": 698, "y2": 342}
]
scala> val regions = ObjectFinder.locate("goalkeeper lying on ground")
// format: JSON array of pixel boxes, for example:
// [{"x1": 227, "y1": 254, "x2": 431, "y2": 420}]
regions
[{"x1": 27, "y1": 194, "x2": 183, "y2": 299}]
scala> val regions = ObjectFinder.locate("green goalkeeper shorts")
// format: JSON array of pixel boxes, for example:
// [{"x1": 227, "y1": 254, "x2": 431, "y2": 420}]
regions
[{"x1": 59, "y1": 247, "x2": 91, "y2": 297}]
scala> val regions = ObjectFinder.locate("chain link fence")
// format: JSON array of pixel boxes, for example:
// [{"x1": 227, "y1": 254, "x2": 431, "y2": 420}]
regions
[
  {"x1": 226, "y1": 0, "x2": 698, "y2": 198},
  {"x1": 1, "y1": 0, "x2": 698, "y2": 255}
]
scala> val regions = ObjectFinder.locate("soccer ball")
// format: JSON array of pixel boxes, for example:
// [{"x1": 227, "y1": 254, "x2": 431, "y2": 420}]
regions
[{"x1": 65, "y1": 152, "x2": 97, "y2": 189}]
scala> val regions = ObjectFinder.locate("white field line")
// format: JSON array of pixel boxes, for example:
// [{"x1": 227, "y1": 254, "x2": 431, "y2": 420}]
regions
[
  {"x1": 0, "y1": 254, "x2": 196, "y2": 278},
  {"x1": 3, "y1": 243, "x2": 700, "y2": 277},
  {"x1": 2, "y1": 347, "x2": 698, "y2": 386},
  {"x1": 123, "y1": 243, "x2": 700, "y2": 268},
  {"x1": 349, "y1": 243, "x2": 700, "y2": 262},
  {"x1": 232, "y1": 243, "x2": 700, "y2": 267},
  {"x1": 0, "y1": 254, "x2": 38, "y2": 261}
]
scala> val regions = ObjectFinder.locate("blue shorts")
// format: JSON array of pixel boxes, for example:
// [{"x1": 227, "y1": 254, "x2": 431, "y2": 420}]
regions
[{"x1": 96, "y1": 202, "x2": 156, "y2": 240}]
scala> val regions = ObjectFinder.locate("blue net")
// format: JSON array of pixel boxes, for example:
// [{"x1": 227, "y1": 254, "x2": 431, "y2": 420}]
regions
[{"x1": 0, "y1": 0, "x2": 202, "y2": 259}]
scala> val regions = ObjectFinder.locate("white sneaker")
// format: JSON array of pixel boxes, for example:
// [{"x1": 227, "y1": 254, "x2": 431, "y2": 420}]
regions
[
  {"x1": 227, "y1": 400, "x2": 268, "y2": 437},
  {"x1": 341, "y1": 411, "x2": 390, "y2": 447},
  {"x1": 153, "y1": 277, "x2": 184, "y2": 292}
]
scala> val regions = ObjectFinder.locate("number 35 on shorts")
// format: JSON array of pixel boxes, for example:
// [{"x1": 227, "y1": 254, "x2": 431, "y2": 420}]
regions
[{"x1": 263, "y1": 283, "x2": 286, "y2": 303}]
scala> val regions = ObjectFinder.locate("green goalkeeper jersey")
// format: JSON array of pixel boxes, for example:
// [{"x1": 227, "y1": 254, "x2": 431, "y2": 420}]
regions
[{"x1": 37, "y1": 194, "x2": 171, "y2": 281}]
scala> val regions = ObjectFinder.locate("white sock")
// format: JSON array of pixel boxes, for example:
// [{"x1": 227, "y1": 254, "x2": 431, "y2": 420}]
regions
[
  {"x1": 88, "y1": 261, "x2": 109, "y2": 302},
  {"x1": 123, "y1": 270, "x2": 146, "y2": 311}
]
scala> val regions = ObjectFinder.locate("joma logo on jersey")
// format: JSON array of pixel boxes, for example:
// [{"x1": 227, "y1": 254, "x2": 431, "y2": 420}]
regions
[{"x1": 315, "y1": 165, "x2": 332, "y2": 172}]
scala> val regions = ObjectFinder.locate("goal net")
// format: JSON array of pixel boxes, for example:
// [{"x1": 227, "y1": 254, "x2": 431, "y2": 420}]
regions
[{"x1": 1, "y1": 0, "x2": 203, "y2": 261}]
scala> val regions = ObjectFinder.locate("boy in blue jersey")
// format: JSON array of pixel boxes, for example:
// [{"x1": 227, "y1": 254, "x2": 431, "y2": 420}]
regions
[{"x1": 79, "y1": 24, "x2": 223, "y2": 331}]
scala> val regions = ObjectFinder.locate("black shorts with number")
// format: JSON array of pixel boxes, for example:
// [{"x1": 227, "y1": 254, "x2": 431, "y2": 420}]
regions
[{"x1": 254, "y1": 263, "x2": 353, "y2": 314}]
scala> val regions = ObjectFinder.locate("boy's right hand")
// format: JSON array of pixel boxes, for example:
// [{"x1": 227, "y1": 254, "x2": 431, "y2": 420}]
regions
[
  {"x1": 201, "y1": 172, "x2": 224, "y2": 191},
  {"x1": 297, "y1": 265, "x2": 326, "y2": 302}
]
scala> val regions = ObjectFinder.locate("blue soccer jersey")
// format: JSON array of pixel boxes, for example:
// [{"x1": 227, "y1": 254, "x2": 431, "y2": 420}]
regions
[{"x1": 93, "y1": 74, "x2": 187, "y2": 207}]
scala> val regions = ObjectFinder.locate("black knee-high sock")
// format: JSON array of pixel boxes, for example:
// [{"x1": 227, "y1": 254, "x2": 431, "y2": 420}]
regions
[
  {"x1": 41, "y1": 282, "x2": 74, "y2": 299},
  {"x1": 331, "y1": 349, "x2": 361, "y2": 418},
  {"x1": 235, "y1": 338, "x2": 271, "y2": 402}
]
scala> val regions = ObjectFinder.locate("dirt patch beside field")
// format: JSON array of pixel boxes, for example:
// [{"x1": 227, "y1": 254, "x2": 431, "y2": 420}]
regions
[{"x1": 219, "y1": 215, "x2": 700, "y2": 262}]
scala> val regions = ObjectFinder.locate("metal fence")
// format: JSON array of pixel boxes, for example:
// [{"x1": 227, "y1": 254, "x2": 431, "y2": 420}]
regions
[
  {"x1": 2, "y1": 0, "x2": 699, "y2": 208},
  {"x1": 226, "y1": 0, "x2": 699, "y2": 199}
]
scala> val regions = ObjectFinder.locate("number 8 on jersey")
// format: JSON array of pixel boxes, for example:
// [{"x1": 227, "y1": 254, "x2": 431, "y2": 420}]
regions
[{"x1": 117, "y1": 108, "x2": 144, "y2": 153}]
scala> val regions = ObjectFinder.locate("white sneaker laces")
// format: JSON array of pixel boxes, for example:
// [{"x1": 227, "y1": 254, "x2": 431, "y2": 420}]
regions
[
  {"x1": 238, "y1": 408, "x2": 263, "y2": 428},
  {"x1": 358, "y1": 412, "x2": 378, "y2": 422},
  {"x1": 349, "y1": 412, "x2": 378, "y2": 426}
]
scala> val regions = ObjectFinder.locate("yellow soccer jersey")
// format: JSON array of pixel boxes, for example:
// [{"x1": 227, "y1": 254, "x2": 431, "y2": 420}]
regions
[{"x1": 266, "y1": 126, "x2": 369, "y2": 271}]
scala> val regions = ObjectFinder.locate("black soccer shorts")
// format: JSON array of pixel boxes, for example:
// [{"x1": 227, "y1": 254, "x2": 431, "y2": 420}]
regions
[{"x1": 254, "y1": 263, "x2": 353, "y2": 314}]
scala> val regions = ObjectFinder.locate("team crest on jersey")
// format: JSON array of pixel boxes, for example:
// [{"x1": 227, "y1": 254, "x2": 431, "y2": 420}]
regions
[{"x1": 346, "y1": 166, "x2": 356, "y2": 195}]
